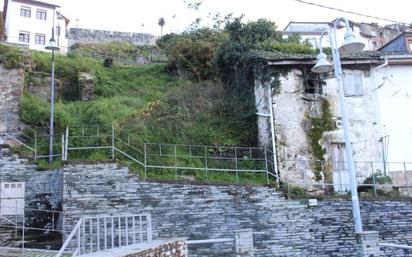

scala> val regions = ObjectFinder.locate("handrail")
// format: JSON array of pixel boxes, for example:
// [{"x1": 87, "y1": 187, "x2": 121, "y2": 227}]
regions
[
  {"x1": 380, "y1": 242, "x2": 412, "y2": 250},
  {"x1": 4, "y1": 133, "x2": 35, "y2": 152},
  {"x1": 0, "y1": 215, "x2": 17, "y2": 226},
  {"x1": 55, "y1": 218, "x2": 82, "y2": 257},
  {"x1": 187, "y1": 238, "x2": 234, "y2": 244}
]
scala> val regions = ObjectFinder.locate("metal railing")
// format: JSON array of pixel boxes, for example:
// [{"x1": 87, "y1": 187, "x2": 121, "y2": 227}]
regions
[
  {"x1": 278, "y1": 159, "x2": 412, "y2": 197},
  {"x1": 56, "y1": 214, "x2": 152, "y2": 257},
  {"x1": 61, "y1": 125, "x2": 270, "y2": 184},
  {"x1": 5, "y1": 124, "x2": 412, "y2": 197}
]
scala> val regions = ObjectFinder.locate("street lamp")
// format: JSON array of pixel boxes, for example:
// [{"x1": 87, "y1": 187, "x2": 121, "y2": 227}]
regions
[
  {"x1": 45, "y1": 29, "x2": 60, "y2": 162},
  {"x1": 311, "y1": 17, "x2": 365, "y2": 233}
]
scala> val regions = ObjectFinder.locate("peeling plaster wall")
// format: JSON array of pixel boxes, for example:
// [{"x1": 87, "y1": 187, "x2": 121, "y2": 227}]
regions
[
  {"x1": 322, "y1": 69, "x2": 382, "y2": 181},
  {"x1": 272, "y1": 69, "x2": 316, "y2": 185},
  {"x1": 254, "y1": 80, "x2": 271, "y2": 148},
  {"x1": 258, "y1": 68, "x2": 382, "y2": 186}
]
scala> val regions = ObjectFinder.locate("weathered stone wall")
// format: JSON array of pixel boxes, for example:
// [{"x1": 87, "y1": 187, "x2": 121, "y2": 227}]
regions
[
  {"x1": 68, "y1": 28, "x2": 156, "y2": 47},
  {"x1": 0, "y1": 147, "x2": 63, "y2": 210},
  {"x1": 126, "y1": 240, "x2": 187, "y2": 257},
  {"x1": 61, "y1": 164, "x2": 412, "y2": 257},
  {"x1": 0, "y1": 64, "x2": 24, "y2": 136},
  {"x1": 311, "y1": 200, "x2": 412, "y2": 257},
  {"x1": 62, "y1": 163, "x2": 312, "y2": 257}
]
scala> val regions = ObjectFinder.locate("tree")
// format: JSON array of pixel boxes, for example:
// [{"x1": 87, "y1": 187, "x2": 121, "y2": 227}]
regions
[{"x1": 158, "y1": 17, "x2": 165, "y2": 36}]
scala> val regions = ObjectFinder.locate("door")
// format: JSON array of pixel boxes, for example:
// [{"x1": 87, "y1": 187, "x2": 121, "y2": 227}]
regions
[
  {"x1": 332, "y1": 144, "x2": 350, "y2": 193},
  {"x1": 0, "y1": 182, "x2": 25, "y2": 216}
]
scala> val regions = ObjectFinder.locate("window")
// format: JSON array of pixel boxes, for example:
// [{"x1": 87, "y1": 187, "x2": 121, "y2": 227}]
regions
[
  {"x1": 343, "y1": 72, "x2": 364, "y2": 97},
  {"x1": 35, "y1": 33, "x2": 45, "y2": 45},
  {"x1": 36, "y1": 9, "x2": 47, "y2": 20},
  {"x1": 18, "y1": 31, "x2": 30, "y2": 43},
  {"x1": 20, "y1": 6, "x2": 31, "y2": 17},
  {"x1": 304, "y1": 73, "x2": 325, "y2": 95}
]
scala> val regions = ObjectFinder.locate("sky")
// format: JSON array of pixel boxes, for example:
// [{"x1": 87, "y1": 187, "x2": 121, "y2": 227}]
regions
[{"x1": 2, "y1": 0, "x2": 411, "y2": 35}]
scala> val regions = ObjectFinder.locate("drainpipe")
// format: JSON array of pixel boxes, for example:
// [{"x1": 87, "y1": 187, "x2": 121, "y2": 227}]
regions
[
  {"x1": 371, "y1": 57, "x2": 389, "y2": 173},
  {"x1": 268, "y1": 85, "x2": 279, "y2": 184},
  {"x1": 256, "y1": 85, "x2": 279, "y2": 184}
]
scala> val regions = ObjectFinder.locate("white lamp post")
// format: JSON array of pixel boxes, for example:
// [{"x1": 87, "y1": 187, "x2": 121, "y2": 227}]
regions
[
  {"x1": 45, "y1": 29, "x2": 60, "y2": 162},
  {"x1": 311, "y1": 17, "x2": 365, "y2": 233}
]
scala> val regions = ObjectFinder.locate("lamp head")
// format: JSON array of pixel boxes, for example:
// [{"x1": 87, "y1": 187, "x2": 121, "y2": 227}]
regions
[
  {"x1": 338, "y1": 30, "x2": 365, "y2": 54},
  {"x1": 311, "y1": 52, "x2": 333, "y2": 73},
  {"x1": 45, "y1": 37, "x2": 60, "y2": 51}
]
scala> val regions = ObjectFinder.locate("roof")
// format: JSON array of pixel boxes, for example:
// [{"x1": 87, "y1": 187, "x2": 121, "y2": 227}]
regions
[
  {"x1": 259, "y1": 50, "x2": 382, "y2": 66},
  {"x1": 12, "y1": 0, "x2": 60, "y2": 8},
  {"x1": 378, "y1": 31, "x2": 412, "y2": 51}
]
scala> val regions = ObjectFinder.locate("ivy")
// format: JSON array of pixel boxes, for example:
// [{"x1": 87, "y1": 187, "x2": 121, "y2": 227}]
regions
[{"x1": 308, "y1": 100, "x2": 335, "y2": 181}]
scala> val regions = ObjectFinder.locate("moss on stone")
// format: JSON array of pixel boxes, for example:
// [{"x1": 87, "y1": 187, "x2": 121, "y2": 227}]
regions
[{"x1": 308, "y1": 100, "x2": 335, "y2": 181}]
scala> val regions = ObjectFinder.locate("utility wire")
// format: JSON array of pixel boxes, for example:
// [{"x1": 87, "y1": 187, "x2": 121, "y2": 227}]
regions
[{"x1": 290, "y1": 0, "x2": 409, "y2": 25}]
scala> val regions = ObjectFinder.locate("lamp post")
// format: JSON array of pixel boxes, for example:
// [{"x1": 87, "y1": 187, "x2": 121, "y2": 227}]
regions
[
  {"x1": 45, "y1": 29, "x2": 60, "y2": 162},
  {"x1": 311, "y1": 17, "x2": 365, "y2": 233}
]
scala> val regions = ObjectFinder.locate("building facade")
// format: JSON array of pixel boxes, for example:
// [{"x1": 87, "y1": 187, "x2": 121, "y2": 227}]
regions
[
  {"x1": 2, "y1": 0, "x2": 68, "y2": 53},
  {"x1": 256, "y1": 50, "x2": 412, "y2": 192},
  {"x1": 283, "y1": 20, "x2": 400, "y2": 51}
]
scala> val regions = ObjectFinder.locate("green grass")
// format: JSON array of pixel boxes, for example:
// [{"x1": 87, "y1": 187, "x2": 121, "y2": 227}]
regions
[{"x1": 0, "y1": 45, "x2": 269, "y2": 185}]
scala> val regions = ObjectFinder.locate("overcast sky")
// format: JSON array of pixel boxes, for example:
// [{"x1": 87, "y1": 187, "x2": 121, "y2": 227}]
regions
[{"x1": 2, "y1": 0, "x2": 411, "y2": 35}]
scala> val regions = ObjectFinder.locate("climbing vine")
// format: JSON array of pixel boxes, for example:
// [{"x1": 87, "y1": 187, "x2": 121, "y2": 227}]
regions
[{"x1": 308, "y1": 100, "x2": 335, "y2": 181}]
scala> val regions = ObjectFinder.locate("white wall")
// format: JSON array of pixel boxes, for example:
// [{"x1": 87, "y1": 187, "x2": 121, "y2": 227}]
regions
[
  {"x1": 264, "y1": 68, "x2": 382, "y2": 185},
  {"x1": 375, "y1": 65, "x2": 412, "y2": 163},
  {"x1": 4, "y1": 0, "x2": 57, "y2": 52}
]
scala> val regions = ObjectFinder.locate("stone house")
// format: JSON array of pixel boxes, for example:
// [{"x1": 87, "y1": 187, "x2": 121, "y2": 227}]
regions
[
  {"x1": 255, "y1": 49, "x2": 412, "y2": 192},
  {"x1": 2, "y1": 0, "x2": 69, "y2": 53}
]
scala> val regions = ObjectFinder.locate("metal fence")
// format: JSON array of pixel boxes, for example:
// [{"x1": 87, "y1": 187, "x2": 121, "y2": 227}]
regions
[
  {"x1": 5, "y1": 124, "x2": 412, "y2": 197},
  {"x1": 56, "y1": 214, "x2": 152, "y2": 257}
]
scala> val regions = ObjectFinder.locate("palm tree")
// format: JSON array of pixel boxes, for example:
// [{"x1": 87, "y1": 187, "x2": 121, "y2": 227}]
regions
[{"x1": 158, "y1": 17, "x2": 165, "y2": 36}]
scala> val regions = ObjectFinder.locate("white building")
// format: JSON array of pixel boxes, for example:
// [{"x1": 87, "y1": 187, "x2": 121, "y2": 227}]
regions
[
  {"x1": 2, "y1": 0, "x2": 69, "y2": 53},
  {"x1": 283, "y1": 20, "x2": 399, "y2": 51},
  {"x1": 256, "y1": 45, "x2": 412, "y2": 193}
]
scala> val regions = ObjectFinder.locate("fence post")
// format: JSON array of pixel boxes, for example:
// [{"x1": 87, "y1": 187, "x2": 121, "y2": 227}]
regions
[
  {"x1": 264, "y1": 148, "x2": 269, "y2": 184},
  {"x1": 61, "y1": 134, "x2": 65, "y2": 161},
  {"x1": 174, "y1": 144, "x2": 178, "y2": 180},
  {"x1": 34, "y1": 130, "x2": 37, "y2": 162},
  {"x1": 147, "y1": 214, "x2": 152, "y2": 241},
  {"x1": 204, "y1": 146, "x2": 208, "y2": 181},
  {"x1": 404, "y1": 162, "x2": 409, "y2": 197},
  {"x1": 111, "y1": 126, "x2": 115, "y2": 160},
  {"x1": 144, "y1": 143, "x2": 147, "y2": 180},
  {"x1": 235, "y1": 147, "x2": 239, "y2": 183},
  {"x1": 371, "y1": 162, "x2": 377, "y2": 197},
  {"x1": 22, "y1": 211, "x2": 25, "y2": 255},
  {"x1": 65, "y1": 126, "x2": 69, "y2": 161}
]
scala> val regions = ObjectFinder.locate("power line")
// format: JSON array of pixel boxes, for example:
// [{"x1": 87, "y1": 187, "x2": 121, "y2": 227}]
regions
[{"x1": 291, "y1": 0, "x2": 409, "y2": 25}]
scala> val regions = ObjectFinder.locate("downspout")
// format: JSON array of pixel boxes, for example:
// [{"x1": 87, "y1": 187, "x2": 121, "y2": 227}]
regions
[
  {"x1": 268, "y1": 85, "x2": 279, "y2": 184},
  {"x1": 371, "y1": 57, "x2": 389, "y2": 173}
]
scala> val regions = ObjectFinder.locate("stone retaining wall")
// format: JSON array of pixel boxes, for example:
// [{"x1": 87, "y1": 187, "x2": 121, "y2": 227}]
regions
[
  {"x1": 62, "y1": 163, "x2": 412, "y2": 257},
  {"x1": 0, "y1": 147, "x2": 63, "y2": 209},
  {"x1": 68, "y1": 28, "x2": 156, "y2": 46},
  {"x1": 0, "y1": 65, "x2": 24, "y2": 135}
]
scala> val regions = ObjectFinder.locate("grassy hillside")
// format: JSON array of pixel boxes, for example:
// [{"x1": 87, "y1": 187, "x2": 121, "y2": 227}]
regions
[{"x1": 0, "y1": 44, "x2": 249, "y2": 149}]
